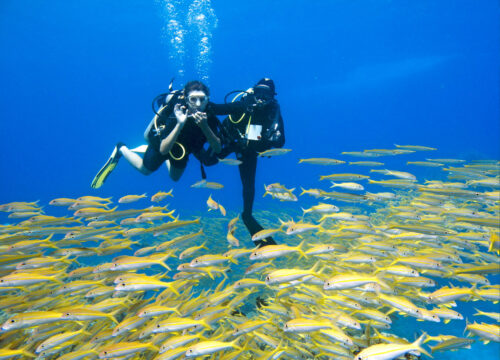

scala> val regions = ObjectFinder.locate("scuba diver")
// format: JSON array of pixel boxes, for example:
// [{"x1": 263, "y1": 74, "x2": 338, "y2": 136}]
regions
[
  {"x1": 211, "y1": 78, "x2": 285, "y2": 247},
  {"x1": 91, "y1": 80, "x2": 222, "y2": 188}
]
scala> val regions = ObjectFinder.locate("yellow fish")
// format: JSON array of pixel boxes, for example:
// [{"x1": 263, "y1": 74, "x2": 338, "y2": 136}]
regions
[
  {"x1": 151, "y1": 189, "x2": 173, "y2": 202},
  {"x1": 207, "y1": 195, "x2": 226, "y2": 216},
  {"x1": 118, "y1": 193, "x2": 147, "y2": 203}
]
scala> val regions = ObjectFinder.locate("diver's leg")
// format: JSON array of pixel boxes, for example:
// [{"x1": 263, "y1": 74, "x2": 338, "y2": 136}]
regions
[
  {"x1": 91, "y1": 142, "x2": 126, "y2": 189},
  {"x1": 239, "y1": 154, "x2": 276, "y2": 247},
  {"x1": 166, "y1": 160, "x2": 186, "y2": 182},
  {"x1": 120, "y1": 145, "x2": 152, "y2": 175}
]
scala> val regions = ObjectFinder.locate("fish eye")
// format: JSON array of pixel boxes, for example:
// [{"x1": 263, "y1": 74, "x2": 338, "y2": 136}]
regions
[
  {"x1": 10, "y1": 319, "x2": 15, "y2": 323},
  {"x1": 65, "y1": 313, "x2": 70, "y2": 316},
  {"x1": 157, "y1": 324, "x2": 160, "y2": 328},
  {"x1": 104, "y1": 352, "x2": 107, "y2": 355}
]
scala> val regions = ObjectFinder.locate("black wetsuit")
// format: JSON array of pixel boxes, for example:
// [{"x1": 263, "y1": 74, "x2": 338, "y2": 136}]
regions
[
  {"x1": 144, "y1": 98, "x2": 222, "y2": 172},
  {"x1": 209, "y1": 99, "x2": 285, "y2": 247}
]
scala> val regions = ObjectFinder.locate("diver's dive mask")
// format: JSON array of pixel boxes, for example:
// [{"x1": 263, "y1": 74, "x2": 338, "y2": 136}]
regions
[
  {"x1": 252, "y1": 86, "x2": 274, "y2": 108},
  {"x1": 186, "y1": 90, "x2": 209, "y2": 112}
]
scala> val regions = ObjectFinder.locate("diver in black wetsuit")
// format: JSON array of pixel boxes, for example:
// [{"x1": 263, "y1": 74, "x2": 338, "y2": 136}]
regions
[
  {"x1": 91, "y1": 80, "x2": 222, "y2": 188},
  {"x1": 210, "y1": 78, "x2": 285, "y2": 247}
]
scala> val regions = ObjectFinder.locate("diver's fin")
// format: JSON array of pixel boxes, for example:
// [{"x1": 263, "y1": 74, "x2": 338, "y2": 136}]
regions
[
  {"x1": 130, "y1": 144, "x2": 148, "y2": 153},
  {"x1": 91, "y1": 143, "x2": 123, "y2": 189}
]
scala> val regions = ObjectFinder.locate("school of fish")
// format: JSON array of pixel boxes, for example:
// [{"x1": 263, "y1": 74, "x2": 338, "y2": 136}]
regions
[{"x1": 0, "y1": 145, "x2": 499, "y2": 360}]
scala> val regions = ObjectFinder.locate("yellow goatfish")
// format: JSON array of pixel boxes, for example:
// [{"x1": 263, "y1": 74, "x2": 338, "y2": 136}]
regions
[
  {"x1": 151, "y1": 189, "x2": 173, "y2": 202},
  {"x1": 354, "y1": 333, "x2": 430, "y2": 360},
  {"x1": 185, "y1": 340, "x2": 241, "y2": 357},
  {"x1": 207, "y1": 195, "x2": 226, "y2": 216},
  {"x1": 118, "y1": 194, "x2": 147, "y2": 203},
  {"x1": 98, "y1": 341, "x2": 158, "y2": 358}
]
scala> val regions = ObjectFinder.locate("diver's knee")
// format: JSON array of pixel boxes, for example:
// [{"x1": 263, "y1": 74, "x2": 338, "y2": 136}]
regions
[
  {"x1": 169, "y1": 169, "x2": 183, "y2": 182},
  {"x1": 140, "y1": 166, "x2": 153, "y2": 175},
  {"x1": 241, "y1": 211, "x2": 253, "y2": 222},
  {"x1": 169, "y1": 173, "x2": 182, "y2": 182}
]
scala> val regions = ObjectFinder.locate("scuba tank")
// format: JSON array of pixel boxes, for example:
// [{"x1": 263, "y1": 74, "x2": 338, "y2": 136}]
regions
[{"x1": 144, "y1": 78, "x2": 183, "y2": 147}]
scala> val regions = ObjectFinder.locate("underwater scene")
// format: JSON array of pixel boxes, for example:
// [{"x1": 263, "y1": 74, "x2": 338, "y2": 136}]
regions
[{"x1": 1, "y1": 1, "x2": 499, "y2": 359}]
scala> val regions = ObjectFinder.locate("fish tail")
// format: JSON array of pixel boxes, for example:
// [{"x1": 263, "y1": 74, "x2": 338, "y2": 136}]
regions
[
  {"x1": 167, "y1": 283, "x2": 180, "y2": 296},
  {"x1": 158, "y1": 261, "x2": 171, "y2": 271},
  {"x1": 297, "y1": 240, "x2": 308, "y2": 260},
  {"x1": 167, "y1": 209, "x2": 176, "y2": 219},
  {"x1": 219, "y1": 204, "x2": 226, "y2": 216},
  {"x1": 204, "y1": 269, "x2": 215, "y2": 280},
  {"x1": 172, "y1": 304, "x2": 182, "y2": 316},
  {"x1": 412, "y1": 332, "x2": 431, "y2": 358},
  {"x1": 375, "y1": 276, "x2": 391, "y2": 290},
  {"x1": 473, "y1": 308, "x2": 483, "y2": 317},
  {"x1": 23, "y1": 351, "x2": 36, "y2": 358},
  {"x1": 108, "y1": 314, "x2": 119, "y2": 324},
  {"x1": 470, "y1": 284, "x2": 484, "y2": 301},
  {"x1": 50, "y1": 275, "x2": 65, "y2": 285}
]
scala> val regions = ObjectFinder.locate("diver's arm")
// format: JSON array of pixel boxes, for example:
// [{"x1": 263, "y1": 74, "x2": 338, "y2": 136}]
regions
[
  {"x1": 193, "y1": 112, "x2": 222, "y2": 153},
  {"x1": 261, "y1": 104, "x2": 285, "y2": 149},
  {"x1": 274, "y1": 112, "x2": 285, "y2": 148},
  {"x1": 209, "y1": 101, "x2": 245, "y2": 115},
  {"x1": 159, "y1": 104, "x2": 187, "y2": 156}
]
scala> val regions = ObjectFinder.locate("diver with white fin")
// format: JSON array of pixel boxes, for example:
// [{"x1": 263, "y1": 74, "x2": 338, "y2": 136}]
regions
[{"x1": 91, "y1": 80, "x2": 222, "y2": 188}]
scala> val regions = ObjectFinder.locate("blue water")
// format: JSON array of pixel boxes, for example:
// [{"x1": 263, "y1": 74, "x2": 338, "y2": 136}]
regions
[{"x1": 1, "y1": 0, "x2": 499, "y2": 358}]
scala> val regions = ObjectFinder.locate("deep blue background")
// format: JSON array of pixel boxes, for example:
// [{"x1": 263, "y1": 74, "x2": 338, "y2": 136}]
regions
[
  {"x1": 0, "y1": 1, "x2": 499, "y2": 357},
  {"x1": 0, "y1": 0, "x2": 498, "y2": 211}
]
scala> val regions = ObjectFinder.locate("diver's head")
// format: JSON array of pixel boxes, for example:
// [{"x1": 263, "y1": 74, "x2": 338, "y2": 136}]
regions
[
  {"x1": 253, "y1": 78, "x2": 276, "y2": 107},
  {"x1": 184, "y1": 80, "x2": 210, "y2": 113}
]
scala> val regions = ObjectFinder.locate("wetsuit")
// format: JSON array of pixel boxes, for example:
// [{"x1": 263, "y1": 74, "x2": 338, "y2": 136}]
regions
[
  {"x1": 209, "y1": 99, "x2": 285, "y2": 247},
  {"x1": 144, "y1": 98, "x2": 222, "y2": 172}
]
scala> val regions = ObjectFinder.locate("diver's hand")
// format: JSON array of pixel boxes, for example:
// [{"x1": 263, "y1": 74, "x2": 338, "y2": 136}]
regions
[
  {"x1": 174, "y1": 104, "x2": 188, "y2": 125},
  {"x1": 193, "y1": 111, "x2": 208, "y2": 128}
]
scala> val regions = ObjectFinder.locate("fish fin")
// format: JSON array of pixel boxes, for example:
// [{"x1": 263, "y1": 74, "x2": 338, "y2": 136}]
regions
[
  {"x1": 297, "y1": 239, "x2": 308, "y2": 260},
  {"x1": 412, "y1": 332, "x2": 431, "y2": 358}
]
